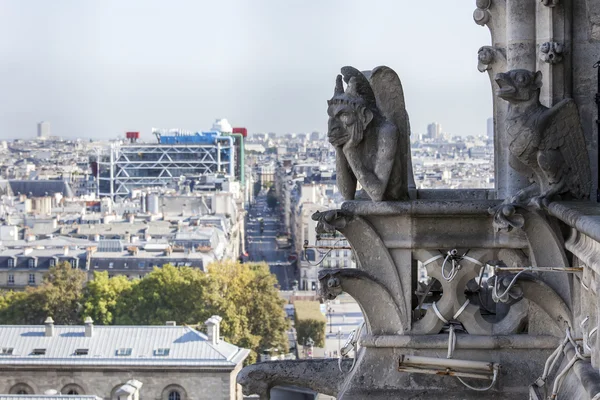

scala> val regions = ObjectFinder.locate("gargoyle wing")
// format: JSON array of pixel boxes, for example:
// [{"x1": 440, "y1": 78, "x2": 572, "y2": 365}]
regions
[
  {"x1": 368, "y1": 66, "x2": 415, "y2": 189},
  {"x1": 540, "y1": 98, "x2": 591, "y2": 199},
  {"x1": 368, "y1": 66, "x2": 410, "y2": 140}
]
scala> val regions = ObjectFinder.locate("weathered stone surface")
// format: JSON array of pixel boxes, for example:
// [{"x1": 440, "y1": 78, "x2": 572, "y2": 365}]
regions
[
  {"x1": 494, "y1": 69, "x2": 591, "y2": 207},
  {"x1": 327, "y1": 66, "x2": 412, "y2": 201}
]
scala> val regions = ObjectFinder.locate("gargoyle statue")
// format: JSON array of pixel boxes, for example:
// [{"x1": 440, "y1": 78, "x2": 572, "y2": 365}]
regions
[
  {"x1": 495, "y1": 69, "x2": 591, "y2": 208},
  {"x1": 327, "y1": 66, "x2": 414, "y2": 201}
]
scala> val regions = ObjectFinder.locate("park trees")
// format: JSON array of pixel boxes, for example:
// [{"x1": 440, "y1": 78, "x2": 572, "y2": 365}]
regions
[{"x1": 0, "y1": 260, "x2": 289, "y2": 364}]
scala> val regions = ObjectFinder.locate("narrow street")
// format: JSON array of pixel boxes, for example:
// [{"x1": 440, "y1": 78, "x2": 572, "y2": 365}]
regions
[{"x1": 245, "y1": 192, "x2": 297, "y2": 290}]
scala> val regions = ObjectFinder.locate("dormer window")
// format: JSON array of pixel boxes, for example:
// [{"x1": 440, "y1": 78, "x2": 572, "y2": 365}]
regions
[
  {"x1": 28, "y1": 259, "x2": 35, "y2": 268},
  {"x1": 31, "y1": 348, "x2": 46, "y2": 355},
  {"x1": 1, "y1": 347, "x2": 14, "y2": 355},
  {"x1": 8, "y1": 258, "x2": 14, "y2": 268},
  {"x1": 154, "y1": 348, "x2": 170, "y2": 356},
  {"x1": 49, "y1": 259, "x2": 55, "y2": 267},
  {"x1": 74, "y1": 349, "x2": 89, "y2": 356},
  {"x1": 115, "y1": 348, "x2": 132, "y2": 356}
]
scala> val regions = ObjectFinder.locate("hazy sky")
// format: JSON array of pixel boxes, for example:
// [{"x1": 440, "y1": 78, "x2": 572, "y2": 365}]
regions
[{"x1": 0, "y1": 1, "x2": 493, "y2": 140}]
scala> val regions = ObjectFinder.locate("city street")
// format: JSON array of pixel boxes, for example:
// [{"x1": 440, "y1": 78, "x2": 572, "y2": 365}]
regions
[{"x1": 245, "y1": 192, "x2": 297, "y2": 290}]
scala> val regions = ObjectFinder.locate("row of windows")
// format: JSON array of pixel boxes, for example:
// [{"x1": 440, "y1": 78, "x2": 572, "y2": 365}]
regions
[
  {"x1": 5, "y1": 274, "x2": 35, "y2": 285},
  {"x1": 9, "y1": 382, "x2": 185, "y2": 400},
  {"x1": 2, "y1": 347, "x2": 171, "y2": 357},
  {"x1": 4, "y1": 258, "x2": 77, "y2": 268},
  {"x1": 102, "y1": 261, "x2": 193, "y2": 269}
]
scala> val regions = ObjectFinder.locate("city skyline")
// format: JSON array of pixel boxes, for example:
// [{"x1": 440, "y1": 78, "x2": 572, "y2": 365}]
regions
[{"x1": 1, "y1": 1, "x2": 493, "y2": 140}]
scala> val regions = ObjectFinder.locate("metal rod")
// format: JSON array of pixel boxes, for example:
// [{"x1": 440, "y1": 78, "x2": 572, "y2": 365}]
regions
[
  {"x1": 398, "y1": 354, "x2": 494, "y2": 372},
  {"x1": 398, "y1": 366, "x2": 492, "y2": 380},
  {"x1": 302, "y1": 245, "x2": 352, "y2": 250},
  {"x1": 494, "y1": 266, "x2": 583, "y2": 273},
  {"x1": 595, "y1": 60, "x2": 600, "y2": 202},
  {"x1": 360, "y1": 334, "x2": 560, "y2": 349}
]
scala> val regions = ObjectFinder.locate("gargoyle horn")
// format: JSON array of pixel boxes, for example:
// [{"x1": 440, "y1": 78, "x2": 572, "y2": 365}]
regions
[
  {"x1": 334, "y1": 74, "x2": 344, "y2": 96},
  {"x1": 340, "y1": 66, "x2": 377, "y2": 111}
]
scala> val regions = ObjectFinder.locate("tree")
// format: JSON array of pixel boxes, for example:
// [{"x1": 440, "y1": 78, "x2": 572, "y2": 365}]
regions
[
  {"x1": 114, "y1": 264, "x2": 211, "y2": 325},
  {"x1": 40, "y1": 262, "x2": 88, "y2": 324},
  {"x1": 294, "y1": 301, "x2": 326, "y2": 347},
  {"x1": 83, "y1": 271, "x2": 134, "y2": 325},
  {"x1": 266, "y1": 189, "x2": 277, "y2": 209},
  {"x1": 0, "y1": 262, "x2": 86, "y2": 324},
  {"x1": 206, "y1": 261, "x2": 289, "y2": 363}
]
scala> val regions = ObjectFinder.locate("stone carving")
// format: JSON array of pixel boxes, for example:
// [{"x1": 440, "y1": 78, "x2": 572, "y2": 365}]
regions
[
  {"x1": 473, "y1": 0, "x2": 492, "y2": 26},
  {"x1": 539, "y1": 42, "x2": 564, "y2": 64},
  {"x1": 327, "y1": 66, "x2": 412, "y2": 201},
  {"x1": 237, "y1": 359, "x2": 351, "y2": 399},
  {"x1": 540, "y1": 0, "x2": 559, "y2": 7},
  {"x1": 311, "y1": 209, "x2": 352, "y2": 234},
  {"x1": 318, "y1": 268, "x2": 405, "y2": 335},
  {"x1": 494, "y1": 69, "x2": 591, "y2": 208}
]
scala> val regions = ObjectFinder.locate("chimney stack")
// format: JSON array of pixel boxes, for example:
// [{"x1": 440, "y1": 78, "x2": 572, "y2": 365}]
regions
[
  {"x1": 63, "y1": 246, "x2": 69, "y2": 256},
  {"x1": 204, "y1": 315, "x2": 222, "y2": 345},
  {"x1": 84, "y1": 316, "x2": 94, "y2": 337},
  {"x1": 165, "y1": 321, "x2": 176, "y2": 326},
  {"x1": 44, "y1": 316, "x2": 54, "y2": 337}
]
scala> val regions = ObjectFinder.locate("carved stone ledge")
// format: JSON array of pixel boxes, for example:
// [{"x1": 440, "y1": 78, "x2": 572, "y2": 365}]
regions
[{"x1": 539, "y1": 41, "x2": 564, "y2": 64}]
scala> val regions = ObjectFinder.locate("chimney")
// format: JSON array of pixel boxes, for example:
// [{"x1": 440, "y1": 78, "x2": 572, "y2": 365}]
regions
[
  {"x1": 204, "y1": 315, "x2": 222, "y2": 345},
  {"x1": 44, "y1": 316, "x2": 54, "y2": 337},
  {"x1": 63, "y1": 246, "x2": 69, "y2": 256},
  {"x1": 165, "y1": 321, "x2": 176, "y2": 326},
  {"x1": 84, "y1": 316, "x2": 94, "y2": 337}
]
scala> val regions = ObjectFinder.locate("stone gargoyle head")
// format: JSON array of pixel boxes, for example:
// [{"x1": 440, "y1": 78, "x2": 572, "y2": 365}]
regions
[
  {"x1": 495, "y1": 69, "x2": 542, "y2": 103},
  {"x1": 318, "y1": 270, "x2": 343, "y2": 300}
]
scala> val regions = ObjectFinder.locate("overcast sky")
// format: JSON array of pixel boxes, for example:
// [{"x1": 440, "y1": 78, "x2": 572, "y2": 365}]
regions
[{"x1": 0, "y1": 1, "x2": 493, "y2": 140}]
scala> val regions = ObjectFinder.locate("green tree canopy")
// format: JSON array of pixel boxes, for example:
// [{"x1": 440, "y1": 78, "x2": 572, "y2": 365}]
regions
[
  {"x1": 83, "y1": 271, "x2": 134, "y2": 325},
  {"x1": 0, "y1": 262, "x2": 86, "y2": 324}
]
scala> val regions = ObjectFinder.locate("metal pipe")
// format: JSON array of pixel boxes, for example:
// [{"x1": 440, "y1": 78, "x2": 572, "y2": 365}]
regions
[
  {"x1": 398, "y1": 354, "x2": 494, "y2": 372},
  {"x1": 360, "y1": 334, "x2": 560, "y2": 349},
  {"x1": 397, "y1": 366, "x2": 492, "y2": 380},
  {"x1": 494, "y1": 266, "x2": 583, "y2": 273},
  {"x1": 595, "y1": 60, "x2": 600, "y2": 202}
]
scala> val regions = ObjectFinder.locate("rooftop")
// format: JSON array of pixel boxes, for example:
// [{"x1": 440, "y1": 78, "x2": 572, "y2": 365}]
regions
[{"x1": 0, "y1": 323, "x2": 248, "y2": 369}]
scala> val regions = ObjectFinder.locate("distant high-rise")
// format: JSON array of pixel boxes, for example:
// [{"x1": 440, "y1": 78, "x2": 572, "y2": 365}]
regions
[
  {"x1": 37, "y1": 121, "x2": 50, "y2": 139},
  {"x1": 426, "y1": 122, "x2": 442, "y2": 140},
  {"x1": 487, "y1": 117, "x2": 494, "y2": 139}
]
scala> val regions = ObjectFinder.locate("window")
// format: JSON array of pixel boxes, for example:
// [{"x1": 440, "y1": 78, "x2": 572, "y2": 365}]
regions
[
  {"x1": 71, "y1": 259, "x2": 78, "y2": 269},
  {"x1": 74, "y1": 348, "x2": 88, "y2": 355},
  {"x1": 28, "y1": 259, "x2": 35, "y2": 268},
  {"x1": 7, "y1": 274, "x2": 14, "y2": 285},
  {"x1": 154, "y1": 348, "x2": 170, "y2": 356},
  {"x1": 124, "y1": 262, "x2": 128, "y2": 269},
  {"x1": 8, "y1": 258, "x2": 14, "y2": 268},
  {"x1": 115, "y1": 348, "x2": 132, "y2": 356},
  {"x1": 49, "y1": 259, "x2": 55, "y2": 267},
  {"x1": 109, "y1": 262, "x2": 114, "y2": 269},
  {"x1": 9, "y1": 383, "x2": 33, "y2": 395},
  {"x1": 1, "y1": 347, "x2": 14, "y2": 355},
  {"x1": 138, "y1": 261, "x2": 145, "y2": 269},
  {"x1": 28, "y1": 274, "x2": 35, "y2": 285},
  {"x1": 67, "y1": 390, "x2": 79, "y2": 395},
  {"x1": 168, "y1": 391, "x2": 181, "y2": 400},
  {"x1": 31, "y1": 348, "x2": 46, "y2": 355}
]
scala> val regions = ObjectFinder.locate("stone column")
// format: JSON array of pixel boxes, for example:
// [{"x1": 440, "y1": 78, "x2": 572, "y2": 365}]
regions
[
  {"x1": 474, "y1": 0, "x2": 513, "y2": 199},
  {"x1": 503, "y1": 0, "x2": 537, "y2": 196}
]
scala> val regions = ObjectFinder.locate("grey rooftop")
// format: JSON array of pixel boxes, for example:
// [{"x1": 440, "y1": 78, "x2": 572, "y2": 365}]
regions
[{"x1": 0, "y1": 323, "x2": 249, "y2": 369}]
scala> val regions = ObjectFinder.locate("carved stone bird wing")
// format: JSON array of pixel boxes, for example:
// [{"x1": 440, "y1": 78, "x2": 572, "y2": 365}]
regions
[{"x1": 539, "y1": 98, "x2": 591, "y2": 199}]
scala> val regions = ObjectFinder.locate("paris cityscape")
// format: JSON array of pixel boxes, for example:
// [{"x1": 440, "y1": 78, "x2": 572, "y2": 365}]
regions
[{"x1": 2, "y1": 1, "x2": 599, "y2": 399}]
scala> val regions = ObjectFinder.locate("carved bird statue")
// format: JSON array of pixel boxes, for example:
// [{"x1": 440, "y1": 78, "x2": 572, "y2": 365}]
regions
[{"x1": 495, "y1": 69, "x2": 591, "y2": 208}]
